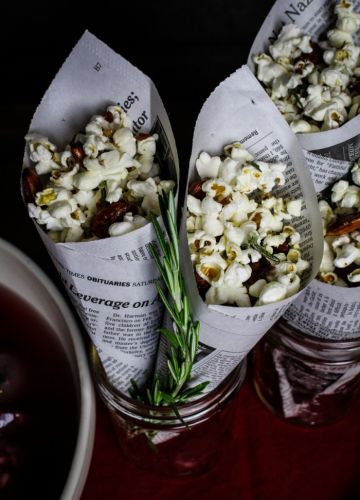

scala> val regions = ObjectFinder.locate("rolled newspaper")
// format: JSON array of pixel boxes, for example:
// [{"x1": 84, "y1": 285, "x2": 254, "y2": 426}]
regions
[
  {"x1": 248, "y1": 0, "x2": 360, "y2": 340},
  {"x1": 248, "y1": 0, "x2": 360, "y2": 188},
  {"x1": 156, "y1": 66, "x2": 322, "y2": 394},
  {"x1": 283, "y1": 166, "x2": 360, "y2": 340},
  {"x1": 22, "y1": 31, "x2": 179, "y2": 392}
]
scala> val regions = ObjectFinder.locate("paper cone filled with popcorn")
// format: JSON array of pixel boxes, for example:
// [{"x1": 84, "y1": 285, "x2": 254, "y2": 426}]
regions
[
  {"x1": 247, "y1": 0, "x2": 360, "y2": 340},
  {"x1": 21, "y1": 31, "x2": 178, "y2": 392},
  {"x1": 284, "y1": 161, "x2": 360, "y2": 340},
  {"x1": 248, "y1": 0, "x2": 360, "y2": 185},
  {"x1": 162, "y1": 66, "x2": 323, "y2": 393}
]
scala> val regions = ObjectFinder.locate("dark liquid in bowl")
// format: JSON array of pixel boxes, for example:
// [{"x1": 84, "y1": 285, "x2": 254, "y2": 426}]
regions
[{"x1": 0, "y1": 284, "x2": 79, "y2": 499}]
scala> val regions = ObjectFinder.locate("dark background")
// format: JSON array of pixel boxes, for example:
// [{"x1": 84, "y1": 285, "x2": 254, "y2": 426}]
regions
[
  {"x1": 2, "y1": 4, "x2": 360, "y2": 499},
  {"x1": 2, "y1": 0, "x2": 273, "y2": 277}
]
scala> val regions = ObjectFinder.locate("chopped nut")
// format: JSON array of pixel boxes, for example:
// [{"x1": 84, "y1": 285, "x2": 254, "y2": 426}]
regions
[
  {"x1": 71, "y1": 143, "x2": 85, "y2": 163},
  {"x1": 194, "y1": 271, "x2": 210, "y2": 294},
  {"x1": 135, "y1": 133, "x2": 151, "y2": 141},
  {"x1": 188, "y1": 180, "x2": 205, "y2": 200},
  {"x1": 22, "y1": 168, "x2": 42, "y2": 203},
  {"x1": 326, "y1": 212, "x2": 360, "y2": 235},
  {"x1": 105, "y1": 110, "x2": 114, "y2": 122},
  {"x1": 90, "y1": 200, "x2": 135, "y2": 239}
]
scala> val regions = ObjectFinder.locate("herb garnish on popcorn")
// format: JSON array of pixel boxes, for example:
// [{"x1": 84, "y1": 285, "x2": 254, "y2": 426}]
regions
[
  {"x1": 254, "y1": 0, "x2": 360, "y2": 133},
  {"x1": 187, "y1": 142, "x2": 309, "y2": 306},
  {"x1": 318, "y1": 161, "x2": 360, "y2": 286},
  {"x1": 23, "y1": 105, "x2": 175, "y2": 242}
]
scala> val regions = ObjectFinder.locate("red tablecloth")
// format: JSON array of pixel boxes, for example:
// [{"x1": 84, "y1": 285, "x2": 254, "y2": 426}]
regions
[{"x1": 81, "y1": 375, "x2": 360, "y2": 500}]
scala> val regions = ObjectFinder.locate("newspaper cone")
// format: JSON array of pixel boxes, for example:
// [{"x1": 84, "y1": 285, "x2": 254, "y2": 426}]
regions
[
  {"x1": 22, "y1": 32, "x2": 179, "y2": 392},
  {"x1": 247, "y1": 1, "x2": 360, "y2": 340},
  {"x1": 283, "y1": 166, "x2": 360, "y2": 340},
  {"x1": 155, "y1": 66, "x2": 322, "y2": 394},
  {"x1": 248, "y1": 0, "x2": 360, "y2": 186}
]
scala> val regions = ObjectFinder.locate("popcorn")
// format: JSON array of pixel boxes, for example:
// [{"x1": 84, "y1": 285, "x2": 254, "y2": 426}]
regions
[
  {"x1": 249, "y1": 279, "x2": 267, "y2": 297},
  {"x1": 187, "y1": 143, "x2": 309, "y2": 307},
  {"x1": 206, "y1": 285, "x2": 251, "y2": 307},
  {"x1": 320, "y1": 68, "x2": 350, "y2": 89},
  {"x1": 83, "y1": 134, "x2": 107, "y2": 158},
  {"x1": 24, "y1": 105, "x2": 174, "y2": 242},
  {"x1": 269, "y1": 24, "x2": 312, "y2": 60},
  {"x1": 254, "y1": 1, "x2": 360, "y2": 132},
  {"x1": 224, "y1": 142, "x2": 254, "y2": 163},
  {"x1": 351, "y1": 161, "x2": 360, "y2": 185},
  {"x1": 223, "y1": 262, "x2": 252, "y2": 287},
  {"x1": 202, "y1": 214, "x2": 224, "y2": 238},
  {"x1": 73, "y1": 170, "x2": 104, "y2": 190},
  {"x1": 290, "y1": 119, "x2": 313, "y2": 133},
  {"x1": 286, "y1": 199, "x2": 302, "y2": 216},
  {"x1": 201, "y1": 196, "x2": 223, "y2": 215},
  {"x1": 327, "y1": 28, "x2": 354, "y2": 47},
  {"x1": 108, "y1": 213, "x2": 148, "y2": 237},
  {"x1": 324, "y1": 43, "x2": 360, "y2": 69},
  {"x1": 317, "y1": 170, "x2": 360, "y2": 286},
  {"x1": 137, "y1": 134, "x2": 158, "y2": 157},
  {"x1": 188, "y1": 230, "x2": 217, "y2": 257},
  {"x1": 195, "y1": 151, "x2": 221, "y2": 179},
  {"x1": 225, "y1": 220, "x2": 257, "y2": 247},
  {"x1": 112, "y1": 127, "x2": 137, "y2": 156},
  {"x1": 127, "y1": 178, "x2": 157, "y2": 198},
  {"x1": 25, "y1": 133, "x2": 59, "y2": 175},
  {"x1": 202, "y1": 179, "x2": 232, "y2": 199},
  {"x1": 334, "y1": 242, "x2": 360, "y2": 267},
  {"x1": 339, "y1": 185, "x2": 360, "y2": 207},
  {"x1": 348, "y1": 268, "x2": 360, "y2": 282},
  {"x1": 196, "y1": 253, "x2": 228, "y2": 287},
  {"x1": 253, "y1": 54, "x2": 287, "y2": 84},
  {"x1": 258, "y1": 282, "x2": 287, "y2": 305},
  {"x1": 322, "y1": 108, "x2": 347, "y2": 130}
]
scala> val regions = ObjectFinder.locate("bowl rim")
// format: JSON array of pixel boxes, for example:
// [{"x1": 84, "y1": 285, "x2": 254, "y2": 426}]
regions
[{"x1": 0, "y1": 238, "x2": 96, "y2": 500}]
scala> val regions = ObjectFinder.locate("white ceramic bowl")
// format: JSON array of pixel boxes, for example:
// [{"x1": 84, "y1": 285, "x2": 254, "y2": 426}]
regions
[{"x1": 0, "y1": 238, "x2": 95, "y2": 500}]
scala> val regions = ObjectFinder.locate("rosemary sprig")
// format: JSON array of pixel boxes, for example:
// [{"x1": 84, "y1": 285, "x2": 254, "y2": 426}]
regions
[{"x1": 130, "y1": 190, "x2": 208, "y2": 406}]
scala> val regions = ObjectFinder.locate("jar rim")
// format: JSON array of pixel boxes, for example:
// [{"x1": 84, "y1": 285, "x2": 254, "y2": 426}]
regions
[
  {"x1": 271, "y1": 320, "x2": 360, "y2": 363},
  {"x1": 91, "y1": 345, "x2": 246, "y2": 426}
]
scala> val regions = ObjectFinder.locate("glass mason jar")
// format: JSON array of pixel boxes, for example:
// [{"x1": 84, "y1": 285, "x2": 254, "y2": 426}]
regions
[
  {"x1": 252, "y1": 320, "x2": 360, "y2": 426},
  {"x1": 91, "y1": 347, "x2": 246, "y2": 476}
]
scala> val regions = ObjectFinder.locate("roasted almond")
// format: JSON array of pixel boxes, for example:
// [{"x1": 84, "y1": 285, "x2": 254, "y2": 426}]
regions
[
  {"x1": 21, "y1": 168, "x2": 42, "y2": 203},
  {"x1": 105, "y1": 110, "x2": 114, "y2": 123},
  {"x1": 135, "y1": 133, "x2": 151, "y2": 141},
  {"x1": 326, "y1": 212, "x2": 360, "y2": 236},
  {"x1": 71, "y1": 143, "x2": 85, "y2": 163},
  {"x1": 90, "y1": 200, "x2": 136, "y2": 239},
  {"x1": 188, "y1": 180, "x2": 205, "y2": 200},
  {"x1": 194, "y1": 271, "x2": 210, "y2": 296}
]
